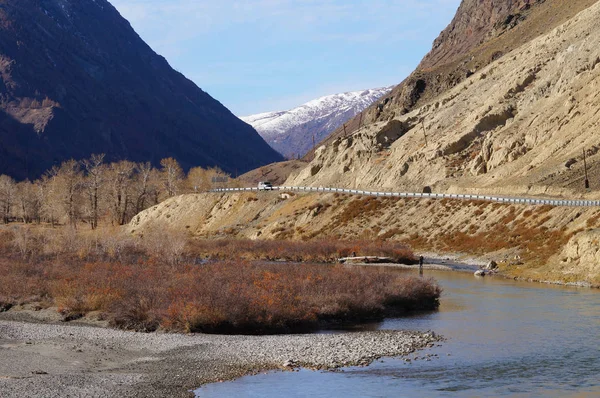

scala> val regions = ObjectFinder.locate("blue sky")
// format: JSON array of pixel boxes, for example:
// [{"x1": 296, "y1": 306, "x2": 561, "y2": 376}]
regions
[{"x1": 110, "y1": 0, "x2": 461, "y2": 116}]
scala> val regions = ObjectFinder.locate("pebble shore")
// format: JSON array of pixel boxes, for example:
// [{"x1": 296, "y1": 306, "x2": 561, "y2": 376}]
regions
[{"x1": 0, "y1": 319, "x2": 441, "y2": 397}]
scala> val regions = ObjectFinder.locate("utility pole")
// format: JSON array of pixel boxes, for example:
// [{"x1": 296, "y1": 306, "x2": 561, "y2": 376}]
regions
[
  {"x1": 343, "y1": 123, "x2": 347, "y2": 138},
  {"x1": 583, "y1": 148, "x2": 590, "y2": 189},
  {"x1": 421, "y1": 119, "x2": 428, "y2": 147},
  {"x1": 359, "y1": 113, "x2": 363, "y2": 129}
]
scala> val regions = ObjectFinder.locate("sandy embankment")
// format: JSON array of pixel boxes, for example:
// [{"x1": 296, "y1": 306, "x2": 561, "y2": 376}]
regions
[{"x1": 0, "y1": 318, "x2": 441, "y2": 398}]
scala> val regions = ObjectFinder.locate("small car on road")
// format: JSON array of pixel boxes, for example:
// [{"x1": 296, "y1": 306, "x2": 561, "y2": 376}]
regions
[{"x1": 258, "y1": 181, "x2": 273, "y2": 190}]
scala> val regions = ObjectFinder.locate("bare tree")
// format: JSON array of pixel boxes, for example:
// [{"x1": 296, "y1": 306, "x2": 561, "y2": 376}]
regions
[
  {"x1": 160, "y1": 157, "x2": 184, "y2": 198},
  {"x1": 54, "y1": 160, "x2": 83, "y2": 227},
  {"x1": 212, "y1": 167, "x2": 232, "y2": 189},
  {"x1": 15, "y1": 180, "x2": 42, "y2": 224},
  {"x1": 0, "y1": 174, "x2": 16, "y2": 224},
  {"x1": 1, "y1": 157, "x2": 225, "y2": 228},
  {"x1": 132, "y1": 162, "x2": 153, "y2": 215},
  {"x1": 82, "y1": 154, "x2": 105, "y2": 229},
  {"x1": 105, "y1": 160, "x2": 135, "y2": 225},
  {"x1": 186, "y1": 166, "x2": 230, "y2": 192},
  {"x1": 186, "y1": 166, "x2": 211, "y2": 193},
  {"x1": 39, "y1": 171, "x2": 61, "y2": 227},
  {"x1": 149, "y1": 168, "x2": 162, "y2": 205}
]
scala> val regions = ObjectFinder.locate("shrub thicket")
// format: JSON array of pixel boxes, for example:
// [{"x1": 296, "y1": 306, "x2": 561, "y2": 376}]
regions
[{"x1": 0, "y1": 227, "x2": 438, "y2": 334}]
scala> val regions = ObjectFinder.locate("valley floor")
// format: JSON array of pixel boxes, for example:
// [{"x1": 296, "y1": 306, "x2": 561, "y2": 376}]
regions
[{"x1": 0, "y1": 316, "x2": 439, "y2": 398}]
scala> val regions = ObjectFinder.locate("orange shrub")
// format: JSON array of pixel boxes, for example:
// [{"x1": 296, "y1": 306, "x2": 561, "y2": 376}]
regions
[{"x1": 0, "y1": 228, "x2": 436, "y2": 334}]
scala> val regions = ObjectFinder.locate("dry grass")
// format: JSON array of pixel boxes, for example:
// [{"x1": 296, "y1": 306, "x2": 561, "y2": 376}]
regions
[
  {"x1": 407, "y1": 204, "x2": 572, "y2": 268},
  {"x1": 586, "y1": 211, "x2": 600, "y2": 228},
  {"x1": 187, "y1": 238, "x2": 417, "y2": 264},
  {"x1": 0, "y1": 227, "x2": 437, "y2": 334},
  {"x1": 333, "y1": 197, "x2": 397, "y2": 227}
]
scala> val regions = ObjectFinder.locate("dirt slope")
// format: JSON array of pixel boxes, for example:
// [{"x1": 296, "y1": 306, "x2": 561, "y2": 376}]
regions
[{"x1": 129, "y1": 191, "x2": 600, "y2": 286}]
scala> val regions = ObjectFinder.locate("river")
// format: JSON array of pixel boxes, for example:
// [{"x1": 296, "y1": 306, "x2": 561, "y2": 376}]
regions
[{"x1": 196, "y1": 270, "x2": 600, "y2": 397}]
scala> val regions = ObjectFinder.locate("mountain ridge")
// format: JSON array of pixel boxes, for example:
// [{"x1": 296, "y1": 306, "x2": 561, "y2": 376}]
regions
[
  {"x1": 307, "y1": 0, "x2": 598, "y2": 159},
  {"x1": 0, "y1": 0, "x2": 282, "y2": 179},
  {"x1": 242, "y1": 87, "x2": 392, "y2": 158},
  {"x1": 286, "y1": 0, "x2": 600, "y2": 196}
]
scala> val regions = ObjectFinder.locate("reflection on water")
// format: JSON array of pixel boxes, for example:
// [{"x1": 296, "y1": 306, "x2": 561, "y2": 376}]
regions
[{"x1": 197, "y1": 270, "x2": 600, "y2": 397}]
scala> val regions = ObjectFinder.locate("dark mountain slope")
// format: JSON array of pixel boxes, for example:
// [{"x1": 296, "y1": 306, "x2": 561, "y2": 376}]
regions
[{"x1": 0, "y1": 0, "x2": 282, "y2": 179}]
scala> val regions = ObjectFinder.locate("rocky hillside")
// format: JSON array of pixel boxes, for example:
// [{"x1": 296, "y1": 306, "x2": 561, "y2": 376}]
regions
[
  {"x1": 129, "y1": 0, "x2": 600, "y2": 286},
  {"x1": 0, "y1": 0, "x2": 282, "y2": 179},
  {"x1": 310, "y1": 0, "x2": 598, "y2": 156},
  {"x1": 242, "y1": 87, "x2": 392, "y2": 158},
  {"x1": 289, "y1": 0, "x2": 600, "y2": 198}
]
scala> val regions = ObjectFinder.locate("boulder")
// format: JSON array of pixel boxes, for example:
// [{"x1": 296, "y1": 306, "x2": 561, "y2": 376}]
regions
[
  {"x1": 474, "y1": 270, "x2": 486, "y2": 277},
  {"x1": 486, "y1": 260, "x2": 498, "y2": 270},
  {"x1": 470, "y1": 154, "x2": 487, "y2": 176}
]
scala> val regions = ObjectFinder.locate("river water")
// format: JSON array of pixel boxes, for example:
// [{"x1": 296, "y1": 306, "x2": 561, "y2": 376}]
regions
[{"x1": 196, "y1": 270, "x2": 600, "y2": 397}]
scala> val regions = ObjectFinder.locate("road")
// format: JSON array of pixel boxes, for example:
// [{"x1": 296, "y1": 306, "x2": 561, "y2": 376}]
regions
[{"x1": 211, "y1": 186, "x2": 600, "y2": 207}]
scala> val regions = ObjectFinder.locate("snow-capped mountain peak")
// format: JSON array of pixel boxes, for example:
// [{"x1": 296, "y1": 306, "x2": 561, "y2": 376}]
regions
[{"x1": 241, "y1": 86, "x2": 394, "y2": 158}]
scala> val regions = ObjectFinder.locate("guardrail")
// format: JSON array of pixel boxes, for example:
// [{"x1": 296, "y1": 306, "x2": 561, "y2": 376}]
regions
[{"x1": 210, "y1": 186, "x2": 600, "y2": 207}]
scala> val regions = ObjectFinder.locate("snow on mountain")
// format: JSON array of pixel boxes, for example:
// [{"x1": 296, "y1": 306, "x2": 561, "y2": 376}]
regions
[
  {"x1": 241, "y1": 86, "x2": 393, "y2": 158},
  {"x1": 241, "y1": 111, "x2": 287, "y2": 129}
]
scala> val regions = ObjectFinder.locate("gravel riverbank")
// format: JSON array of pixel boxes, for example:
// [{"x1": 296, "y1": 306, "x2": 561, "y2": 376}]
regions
[{"x1": 0, "y1": 319, "x2": 441, "y2": 397}]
